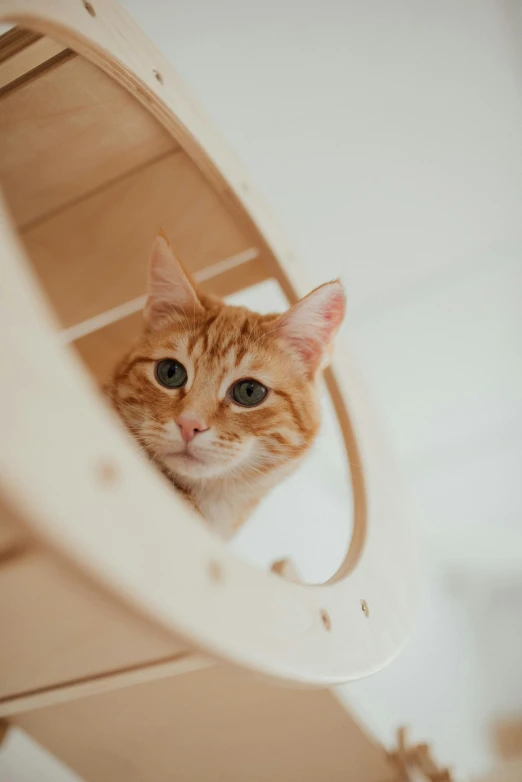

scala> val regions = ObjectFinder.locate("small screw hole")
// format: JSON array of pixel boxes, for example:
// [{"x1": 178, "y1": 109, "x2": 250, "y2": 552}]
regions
[
  {"x1": 320, "y1": 609, "x2": 331, "y2": 631},
  {"x1": 153, "y1": 69, "x2": 164, "y2": 84},
  {"x1": 96, "y1": 459, "x2": 119, "y2": 486},
  {"x1": 361, "y1": 599, "x2": 370, "y2": 618},
  {"x1": 82, "y1": 1, "x2": 96, "y2": 16},
  {"x1": 208, "y1": 560, "x2": 223, "y2": 583}
]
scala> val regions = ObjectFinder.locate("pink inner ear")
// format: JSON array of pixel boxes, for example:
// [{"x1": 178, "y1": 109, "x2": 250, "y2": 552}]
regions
[
  {"x1": 296, "y1": 340, "x2": 322, "y2": 366},
  {"x1": 321, "y1": 290, "x2": 346, "y2": 329},
  {"x1": 278, "y1": 283, "x2": 346, "y2": 371}
]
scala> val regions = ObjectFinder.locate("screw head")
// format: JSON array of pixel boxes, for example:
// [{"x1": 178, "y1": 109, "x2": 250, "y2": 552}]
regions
[
  {"x1": 82, "y1": 1, "x2": 96, "y2": 16},
  {"x1": 320, "y1": 609, "x2": 332, "y2": 631}
]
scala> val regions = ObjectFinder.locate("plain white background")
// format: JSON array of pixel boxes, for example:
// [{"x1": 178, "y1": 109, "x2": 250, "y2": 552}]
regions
[{"x1": 0, "y1": 1, "x2": 521, "y2": 780}]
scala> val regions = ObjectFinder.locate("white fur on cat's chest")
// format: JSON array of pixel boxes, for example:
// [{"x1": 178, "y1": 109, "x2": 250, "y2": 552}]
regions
[{"x1": 192, "y1": 460, "x2": 299, "y2": 541}]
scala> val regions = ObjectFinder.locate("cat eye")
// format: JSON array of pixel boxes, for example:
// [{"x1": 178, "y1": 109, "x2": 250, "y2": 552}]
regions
[
  {"x1": 155, "y1": 359, "x2": 188, "y2": 389},
  {"x1": 232, "y1": 379, "x2": 268, "y2": 407}
]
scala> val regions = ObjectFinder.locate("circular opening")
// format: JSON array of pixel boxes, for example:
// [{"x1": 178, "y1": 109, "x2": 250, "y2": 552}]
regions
[{"x1": 0, "y1": 26, "x2": 362, "y2": 587}]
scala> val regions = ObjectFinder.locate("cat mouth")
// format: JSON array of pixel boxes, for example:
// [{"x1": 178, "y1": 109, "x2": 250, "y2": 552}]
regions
[{"x1": 164, "y1": 450, "x2": 204, "y2": 465}]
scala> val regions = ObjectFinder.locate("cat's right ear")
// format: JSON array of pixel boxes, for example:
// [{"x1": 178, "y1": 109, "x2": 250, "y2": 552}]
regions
[{"x1": 144, "y1": 235, "x2": 203, "y2": 329}]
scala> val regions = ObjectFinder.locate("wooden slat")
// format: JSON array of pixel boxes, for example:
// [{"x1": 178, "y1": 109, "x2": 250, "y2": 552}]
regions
[
  {"x1": 202, "y1": 254, "x2": 268, "y2": 299},
  {"x1": 0, "y1": 55, "x2": 176, "y2": 226},
  {"x1": 0, "y1": 26, "x2": 40, "y2": 64},
  {"x1": 0, "y1": 548, "x2": 189, "y2": 701},
  {"x1": 73, "y1": 256, "x2": 270, "y2": 383},
  {"x1": 0, "y1": 654, "x2": 213, "y2": 718},
  {"x1": 0, "y1": 37, "x2": 70, "y2": 94},
  {"x1": 22, "y1": 150, "x2": 253, "y2": 328},
  {"x1": 13, "y1": 665, "x2": 395, "y2": 782}
]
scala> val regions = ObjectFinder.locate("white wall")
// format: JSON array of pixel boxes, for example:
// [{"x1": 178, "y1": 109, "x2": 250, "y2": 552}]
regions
[{"x1": 122, "y1": 0, "x2": 521, "y2": 311}]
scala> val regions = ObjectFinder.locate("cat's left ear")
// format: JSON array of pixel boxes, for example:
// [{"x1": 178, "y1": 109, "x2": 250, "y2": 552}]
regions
[
  {"x1": 144, "y1": 234, "x2": 203, "y2": 329},
  {"x1": 275, "y1": 281, "x2": 346, "y2": 375}
]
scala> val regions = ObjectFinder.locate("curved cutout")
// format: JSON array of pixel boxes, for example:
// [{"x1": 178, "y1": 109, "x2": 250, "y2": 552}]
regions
[
  {"x1": 0, "y1": 36, "x2": 355, "y2": 583},
  {"x1": 0, "y1": 0, "x2": 417, "y2": 687}
]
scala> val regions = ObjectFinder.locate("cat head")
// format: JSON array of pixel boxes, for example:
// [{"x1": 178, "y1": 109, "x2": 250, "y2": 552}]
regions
[{"x1": 109, "y1": 236, "x2": 346, "y2": 486}]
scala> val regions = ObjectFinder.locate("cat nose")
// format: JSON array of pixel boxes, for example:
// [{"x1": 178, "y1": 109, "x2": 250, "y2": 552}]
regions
[{"x1": 176, "y1": 414, "x2": 209, "y2": 443}]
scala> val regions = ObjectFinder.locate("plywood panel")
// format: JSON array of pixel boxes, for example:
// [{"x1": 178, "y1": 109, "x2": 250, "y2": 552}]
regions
[
  {"x1": 22, "y1": 150, "x2": 253, "y2": 328},
  {"x1": 73, "y1": 256, "x2": 270, "y2": 383},
  {"x1": 14, "y1": 665, "x2": 395, "y2": 782},
  {"x1": 75, "y1": 310, "x2": 144, "y2": 386},
  {"x1": 0, "y1": 55, "x2": 176, "y2": 226},
  {"x1": 0, "y1": 549, "x2": 188, "y2": 701}
]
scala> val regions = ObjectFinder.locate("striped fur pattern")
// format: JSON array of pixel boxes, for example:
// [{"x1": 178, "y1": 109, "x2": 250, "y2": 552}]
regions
[{"x1": 108, "y1": 236, "x2": 346, "y2": 538}]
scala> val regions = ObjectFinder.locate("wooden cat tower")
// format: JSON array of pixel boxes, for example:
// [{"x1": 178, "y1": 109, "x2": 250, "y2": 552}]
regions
[{"x1": 0, "y1": 1, "x2": 424, "y2": 779}]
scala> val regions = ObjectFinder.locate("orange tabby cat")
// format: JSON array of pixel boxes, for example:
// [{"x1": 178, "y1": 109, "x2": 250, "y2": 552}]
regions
[{"x1": 108, "y1": 235, "x2": 345, "y2": 539}]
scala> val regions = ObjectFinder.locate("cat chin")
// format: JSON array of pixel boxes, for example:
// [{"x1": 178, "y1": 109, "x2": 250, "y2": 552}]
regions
[
  {"x1": 159, "y1": 437, "x2": 257, "y2": 482},
  {"x1": 161, "y1": 451, "x2": 230, "y2": 481}
]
